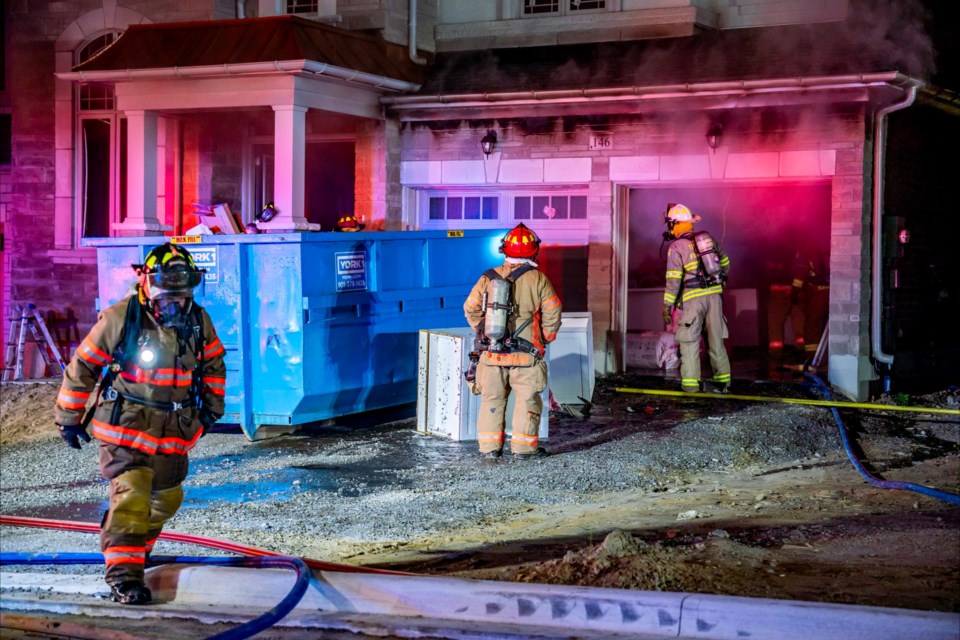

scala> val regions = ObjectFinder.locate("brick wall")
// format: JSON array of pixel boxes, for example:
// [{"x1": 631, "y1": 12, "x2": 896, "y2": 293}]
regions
[{"x1": 354, "y1": 119, "x2": 399, "y2": 229}]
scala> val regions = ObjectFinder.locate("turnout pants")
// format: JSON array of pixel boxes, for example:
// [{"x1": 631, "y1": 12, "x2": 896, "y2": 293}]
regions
[
  {"x1": 475, "y1": 358, "x2": 548, "y2": 454},
  {"x1": 98, "y1": 443, "x2": 188, "y2": 586},
  {"x1": 675, "y1": 294, "x2": 731, "y2": 392},
  {"x1": 767, "y1": 285, "x2": 804, "y2": 349}
]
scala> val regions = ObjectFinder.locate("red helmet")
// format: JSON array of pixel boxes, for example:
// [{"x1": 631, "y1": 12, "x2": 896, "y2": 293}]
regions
[{"x1": 500, "y1": 223, "x2": 541, "y2": 258}]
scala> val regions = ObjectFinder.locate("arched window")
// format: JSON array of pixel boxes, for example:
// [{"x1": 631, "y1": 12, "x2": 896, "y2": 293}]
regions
[{"x1": 76, "y1": 31, "x2": 125, "y2": 238}]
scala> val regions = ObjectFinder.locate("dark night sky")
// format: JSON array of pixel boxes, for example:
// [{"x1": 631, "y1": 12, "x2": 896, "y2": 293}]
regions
[{"x1": 918, "y1": 0, "x2": 959, "y2": 90}]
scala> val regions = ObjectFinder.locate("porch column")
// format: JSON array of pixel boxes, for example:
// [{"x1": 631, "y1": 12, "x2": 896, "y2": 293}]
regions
[
  {"x1": 259, "y1": 104, "x2": 319, "y2": 232},
  {"x1": 116, "y1": 110, "x2": 169, "y2": 236}
]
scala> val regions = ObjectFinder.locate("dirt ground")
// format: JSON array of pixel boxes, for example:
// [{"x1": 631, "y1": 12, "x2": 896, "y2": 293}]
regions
[
  {"x1": 2, "y1": 376, "x2": 959, "y2": 616},
  {"x1": 381, "y1": 378, "x2": 960, "y2": 613}
]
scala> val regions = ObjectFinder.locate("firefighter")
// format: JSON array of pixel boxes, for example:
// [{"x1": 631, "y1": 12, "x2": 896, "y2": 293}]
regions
[
  {"x1": 662, "y1": 204, "x2": 732, "y2": 393},
  {"x1": 464, "y1": 223, "x2": 562, "y2": 460},
  {"x1": 796, "y1": 248, "x2": 830, "y2": 360},
  {"x1": 335, "y1": 214, "x2": 365, "y2": 232},
  {"x1": 766, "y1": 249, "x2": 806, "y2": 352},
  {"x1": 54, "y1": 243, "x2": 226, "y2": 605}
]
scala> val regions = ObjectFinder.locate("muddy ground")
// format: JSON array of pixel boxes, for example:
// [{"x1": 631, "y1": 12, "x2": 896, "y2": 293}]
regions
[{"x1": 1, "y1": 373, "x2": 958, "y2": 615}]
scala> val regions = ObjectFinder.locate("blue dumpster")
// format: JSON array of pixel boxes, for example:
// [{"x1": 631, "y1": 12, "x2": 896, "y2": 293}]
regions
[{"x1": 85, "y1": 230, "x2": 505, "y2": 439}]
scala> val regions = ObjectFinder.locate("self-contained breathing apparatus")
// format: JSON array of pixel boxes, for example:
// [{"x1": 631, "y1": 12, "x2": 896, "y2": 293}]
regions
[
  {"x1": 79, "y1": 296, "x2": 208, "y2": 431},
  {"x1": 662, "y1": 203, "x2": 726, "y2": 313},
  {"x1": 689, "y1": 231, "x2": 726, "y2": 288},
  {"x1": 464, "y1": 265, "x2": 539, "y2": 382}
]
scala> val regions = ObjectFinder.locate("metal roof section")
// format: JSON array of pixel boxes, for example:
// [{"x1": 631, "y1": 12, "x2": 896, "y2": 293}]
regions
[{"x1": 61, "y1": 15, "x2": 425, "y2": 93}]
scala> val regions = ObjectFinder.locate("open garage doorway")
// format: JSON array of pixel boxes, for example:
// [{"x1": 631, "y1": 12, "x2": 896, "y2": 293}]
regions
[{"x1": 624, "y1": 182, "x2": 832, "y2": 376}]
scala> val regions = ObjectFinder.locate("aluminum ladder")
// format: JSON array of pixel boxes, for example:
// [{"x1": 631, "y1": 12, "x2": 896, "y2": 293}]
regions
[{"x1": 2, "y1": 303, "x2": 66, "y2": 381}]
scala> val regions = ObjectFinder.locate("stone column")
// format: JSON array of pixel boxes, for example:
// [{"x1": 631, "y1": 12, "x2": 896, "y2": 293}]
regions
[
  {"x1": 116, "y1": 110, "x2": 168, "y2": 236},
  {"x1": 258, "y1": 105, "x2": 319, "y2": 232}
]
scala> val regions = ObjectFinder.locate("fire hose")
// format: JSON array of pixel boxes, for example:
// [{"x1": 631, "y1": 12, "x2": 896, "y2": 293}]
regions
[
  {"x1": 0, "y1": 515, "x2": 406, "y2": 575},
  {"x1": 617, "y1": 375, "x2": 960, "y2": 505},
  {"x1": 0, "y1": 516, "x2": 408, "y2": 639},
  {"x1": 0, "y1": 553, "x2": 310, "y2": 640}
]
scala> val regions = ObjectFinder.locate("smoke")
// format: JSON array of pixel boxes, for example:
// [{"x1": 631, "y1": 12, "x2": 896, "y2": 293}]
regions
[
  {"x1": 433, "y1": 0, "x2": 941, "y2": 93},
  {"x1": 840, "y1": 0, "x2": 936, "y2": 80}
]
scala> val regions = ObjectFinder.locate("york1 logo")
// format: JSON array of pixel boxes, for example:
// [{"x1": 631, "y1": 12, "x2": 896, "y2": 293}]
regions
[
  {"x1": 335, "y1": 250, "x2": 368, "y2": 292},
  {"x1": 190, "y1": 245, "x2": 219, "y2": 284},
  {"x1": 338, "y1": 257, "x2": 364, "y2": 272},
  {"x1": 191, "y1": 250, "x2": 216, "y2": 264}
]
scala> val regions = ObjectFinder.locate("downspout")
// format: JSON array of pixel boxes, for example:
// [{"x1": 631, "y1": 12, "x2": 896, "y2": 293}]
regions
[
  {"x1": 236, "y1": 0, "x2": 246, "y2": 19},
  {"x1": 871, "y1": 81, "x2": 919, "y2": 380},
  {"x1": 409, "y1": 0, "x2": 427, "y2": 65}
]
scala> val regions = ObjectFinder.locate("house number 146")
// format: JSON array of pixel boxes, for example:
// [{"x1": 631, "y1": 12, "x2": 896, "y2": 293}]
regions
[{"x1": 589, "y1": 134, "x2": 613, "y2": 150}]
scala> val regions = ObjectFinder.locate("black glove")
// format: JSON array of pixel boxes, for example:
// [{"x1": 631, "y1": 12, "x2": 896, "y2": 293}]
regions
[
  {"x1": 198, "y1": 410, "x2": 219, "y2": 436},
  {"x1": 58, "y1": 423, "x2": 91, "y2": 450}
]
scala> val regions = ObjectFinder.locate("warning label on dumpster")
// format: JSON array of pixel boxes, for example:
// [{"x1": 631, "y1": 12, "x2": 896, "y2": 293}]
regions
[
  {"x1": 190, "y1": 246, "x2": 219, "y2": 284},
  {"x1": 335, "y1": 251, "x2": 368, "y2": 292}
]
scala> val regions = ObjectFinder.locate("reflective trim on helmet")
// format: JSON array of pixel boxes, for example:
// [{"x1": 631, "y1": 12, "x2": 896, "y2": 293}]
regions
[{"x1": 146, "y1": 270, "x2": 203, "y2": 292}]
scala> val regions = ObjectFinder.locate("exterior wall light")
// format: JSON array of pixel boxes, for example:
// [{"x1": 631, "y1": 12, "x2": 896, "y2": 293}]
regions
[
  {"x1": 480, "y1": 130, "x2": 498, "y2": 156},
  {"x1": 706, "y1": 123, "x2": 723, "y2": 152}
]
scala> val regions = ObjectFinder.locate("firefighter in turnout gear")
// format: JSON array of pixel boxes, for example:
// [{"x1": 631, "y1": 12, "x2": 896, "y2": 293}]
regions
[
  {"x1": 766, "y1": 249, "x2": 806, "y2": 352},
  {"x1": 464, "y1": 223, "x2": 562, "y2": 460},
  {"x1": 54, "y1": 243, "x2": 226, "y2": 605},
  {"x1": 662, "y1": 204, "x2": 732, "y2": 393}
]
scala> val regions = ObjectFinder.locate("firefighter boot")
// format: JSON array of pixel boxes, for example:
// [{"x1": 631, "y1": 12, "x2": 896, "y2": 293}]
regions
[
  {"x1": 513, "y1": 447, "x2": 548, "y2": 461},
  {"x1": 110, "y1": 580, "x2": 152, "y2": 605}
]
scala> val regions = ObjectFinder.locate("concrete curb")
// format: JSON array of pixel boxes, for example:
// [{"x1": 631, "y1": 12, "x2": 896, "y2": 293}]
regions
[{"x1": 3, "y1": 567, "x2": 958, "y2": 640}]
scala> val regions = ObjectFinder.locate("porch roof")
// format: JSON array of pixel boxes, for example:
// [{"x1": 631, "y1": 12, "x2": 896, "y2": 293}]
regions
[{"x1": 72, "y1": 15, "x2": 426, "y2": 88}]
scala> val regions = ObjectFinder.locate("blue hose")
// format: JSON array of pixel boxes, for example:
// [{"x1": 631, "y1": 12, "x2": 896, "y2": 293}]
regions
[
  {"x1": 804, "y1": 373, "x2": 960, "y2": 505},
  {"x1": 0, "y1": 552, "x2": 312, "y2": 640}
]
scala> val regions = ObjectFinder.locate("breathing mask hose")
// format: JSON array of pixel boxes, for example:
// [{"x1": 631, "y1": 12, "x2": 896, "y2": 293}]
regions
[
  {"x1": 0, "y1": 553, "x2": 311, "y2": 640},
  {"x1": 804, "y1": 373, "x2": 960, "y2": 505}
]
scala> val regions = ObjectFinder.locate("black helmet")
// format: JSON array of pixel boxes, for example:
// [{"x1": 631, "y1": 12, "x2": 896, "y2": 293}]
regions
[{"x1": 135, "y1": 243, "x2": 204, "y2": 298}]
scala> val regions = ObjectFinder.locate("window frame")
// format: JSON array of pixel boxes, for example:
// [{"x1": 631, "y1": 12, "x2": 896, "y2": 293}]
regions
[
  {"x1": 286, "y1": 0, "x2": 320, "y2": 15},
  {"x1": 74, "y1": 30, "x2": 125, "y2": 244},
  {"x1": 520, "y1": 0, "x2": 611, "y2": 18}
]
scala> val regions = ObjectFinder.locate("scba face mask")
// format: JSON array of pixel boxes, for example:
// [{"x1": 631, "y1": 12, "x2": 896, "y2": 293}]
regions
[{"x1": 150, "y1": 293, "x2": 194, "y2": 330}]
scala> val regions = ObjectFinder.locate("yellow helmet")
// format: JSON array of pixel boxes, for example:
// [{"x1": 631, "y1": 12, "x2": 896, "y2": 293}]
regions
[
  {"x1": 336, "y1": 214, "x2": 364, "y2": 232},
  {"x1": 666, "y1": 204, "x2": 701, "y2": 224}
]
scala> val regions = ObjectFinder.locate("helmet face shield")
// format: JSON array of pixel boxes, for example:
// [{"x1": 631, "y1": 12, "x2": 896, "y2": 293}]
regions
[
  {"x1": 137, "y1": 243, "x2": 204, "y2": 297},
  {"x1": 146, "y1": 268, "x2": 203, "y2": 295}
]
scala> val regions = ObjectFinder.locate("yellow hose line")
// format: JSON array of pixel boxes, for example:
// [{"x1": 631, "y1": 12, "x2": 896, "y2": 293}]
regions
[{"x1": 615, "y1": 387, "x2": 960, "y2": 416}]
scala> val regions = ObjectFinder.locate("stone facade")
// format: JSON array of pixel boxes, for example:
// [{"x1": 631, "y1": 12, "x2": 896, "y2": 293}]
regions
[{"x1": 397, "y1": 104, "x2": 875, "y2": 395}]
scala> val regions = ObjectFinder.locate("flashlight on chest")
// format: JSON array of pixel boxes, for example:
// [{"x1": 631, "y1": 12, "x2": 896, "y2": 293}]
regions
[{"x1": 137, "y1": 336, "x2": 159, "y2": 369}]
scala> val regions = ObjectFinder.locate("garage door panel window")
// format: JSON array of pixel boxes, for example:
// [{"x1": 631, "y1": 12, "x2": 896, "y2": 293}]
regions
[
  {"x1": 515, "y1": 194, "x2": 586, "y2": 221},
  {"x1": 427, "y1": 195, "x2": 499, "y2": 222}
]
